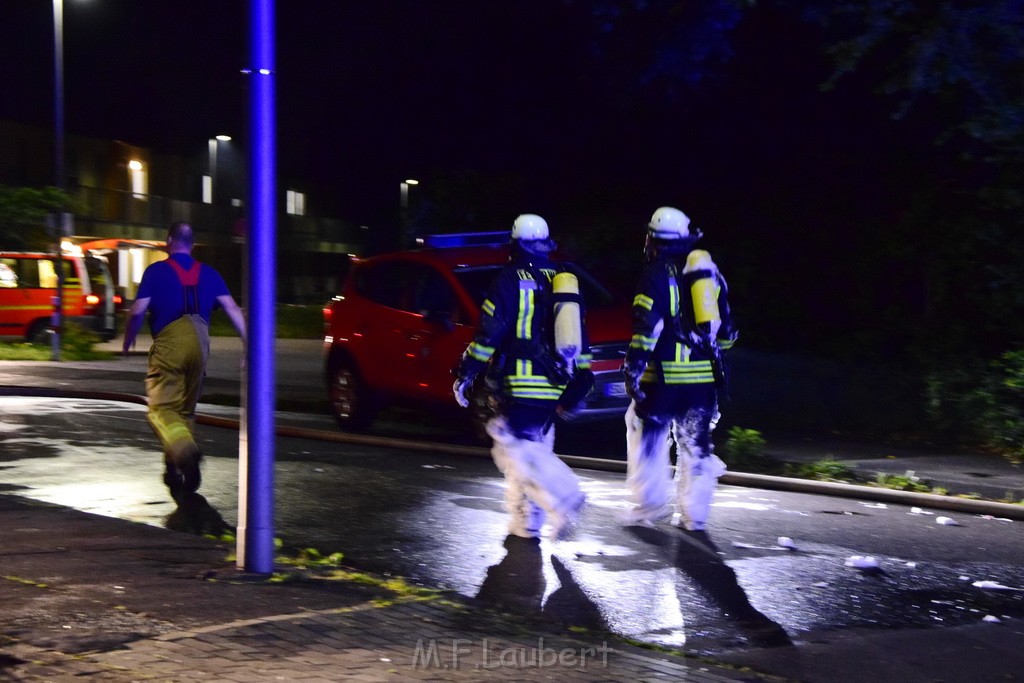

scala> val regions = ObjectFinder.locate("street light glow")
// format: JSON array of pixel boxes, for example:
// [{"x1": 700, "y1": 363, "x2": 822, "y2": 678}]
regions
[
  {"x1": 405, "y1": 178, "x2": 419, "y2": 185},
  {"x1": 128, "y1": 159, "x2": 142, "y2": 171},
  {"x1": 216, "y1": 134, "x2": 232, "y2": 141}
]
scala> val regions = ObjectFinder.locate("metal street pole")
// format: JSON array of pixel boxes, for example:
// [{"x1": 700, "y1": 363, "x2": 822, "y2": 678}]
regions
[
  {"x1": 208, "y1": 138, "x2": 218, "y2": 203},
  {"x1": 237, "y1": 0, "x2": 276, "y2": 574},
  {"x1": 399, "y1": 178, "x2": 417, "y2": 249},
  {"x1": 208, "y1": 134, "x2": 231, "y2": 204},
  {"x1": 50, "y1": 0, "x2": 65, "y2": 361}
]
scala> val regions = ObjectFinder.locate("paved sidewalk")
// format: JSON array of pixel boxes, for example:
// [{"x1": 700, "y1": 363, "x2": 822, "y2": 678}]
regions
[{"x1": 1, "y1": 495, "x2": 753, "y2": 683}]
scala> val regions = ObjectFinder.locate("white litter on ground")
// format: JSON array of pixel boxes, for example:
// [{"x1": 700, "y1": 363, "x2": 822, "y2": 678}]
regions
[
  {"x1": 973, "y1": 580, "x2": 1023, "y2": 591},
  {"x1": 845, "y1": 555, "x2": 880, "y2": 569},
  {"x1": 777, "y1": 536, "x2": 798, "y2": 550},
  {"x1": 909, "y1": 507, "x2": 933, "y2": 515},
  {"x1": 905, "y1": 561, "x2": 918, "y2": 568},
  {"x1": 979, "y1": 515, "x2": 1013, "y2": 523},
  {"x1": 935, "y1": 516, "x2": 960, "y2": 526},
  {"x1": 730, "y1": 541, "x2": 794, "y2": 552},
  {"x1": 983, "y1": 615, "x2": 1002, "y2": 623},
  {"x1": 861, "y1": 502, "x2": 888, "y2": 509}
]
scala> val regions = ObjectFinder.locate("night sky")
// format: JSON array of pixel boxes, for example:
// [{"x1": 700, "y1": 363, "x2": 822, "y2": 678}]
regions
[
  {"x1": 0, "y1": 1, "x2": 986, "y2": 356},
  {"x1": 0, "y1": 2, "x2": 905, "y2": 227}
]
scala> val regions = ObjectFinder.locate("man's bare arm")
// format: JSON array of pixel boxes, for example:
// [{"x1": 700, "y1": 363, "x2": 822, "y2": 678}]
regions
[
  {"x1": 217, "y1": 294, "x2": 247, "y2": 345},
  {"x1": 122, "y1": 297, "x2": 151, "y2": 355}
]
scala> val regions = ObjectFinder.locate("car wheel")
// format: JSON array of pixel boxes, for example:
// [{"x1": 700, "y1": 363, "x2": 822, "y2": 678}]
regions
[
  {"x1": 327, "y1": 355, "x2": 377, "y2": 432},
  {"x1": 27, "y1": 320, "x2": 52, "y2": 345}
]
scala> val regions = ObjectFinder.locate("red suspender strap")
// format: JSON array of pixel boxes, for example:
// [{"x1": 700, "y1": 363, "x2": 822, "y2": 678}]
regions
[
  {"x1": 166, "y1": 258, "x2": 201, "y2": 286},
  {"x1": 165, "y1": 258, "x2": 202, "y2": 315}
]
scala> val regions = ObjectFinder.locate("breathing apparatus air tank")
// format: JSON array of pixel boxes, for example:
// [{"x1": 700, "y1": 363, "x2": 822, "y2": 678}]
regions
[
  {"x1": 552, "y1": 271, "x2": 582, "y2": 362},
  {"x1": 682, "y1": 250, "x2": 721, "y2": 338}
]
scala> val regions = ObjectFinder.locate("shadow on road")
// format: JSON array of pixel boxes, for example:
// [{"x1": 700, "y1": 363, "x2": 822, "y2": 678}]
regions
[
  {"x1": 475, "y1": 534, "x2": 607, "y2": 631},
  {"x1": 165, "y1": 493, "x2": 233, "y2": 538},
  {"x1": 628, "y1": 525, "x2": 794, "y2": 649}
]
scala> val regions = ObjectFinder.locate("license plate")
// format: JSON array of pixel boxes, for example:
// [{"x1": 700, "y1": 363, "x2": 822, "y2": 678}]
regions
[{"x1": 604, "y1": 382, "x2": 627, "y2": 397}]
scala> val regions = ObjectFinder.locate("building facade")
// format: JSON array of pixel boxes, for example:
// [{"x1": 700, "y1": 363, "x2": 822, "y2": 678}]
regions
[{"x1": 0, "y1": 120, "x2": 363, "y2": 304}]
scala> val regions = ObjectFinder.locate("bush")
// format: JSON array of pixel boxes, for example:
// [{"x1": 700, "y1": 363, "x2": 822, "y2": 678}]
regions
[
  {"x1": 60, "y1": 322, "x2": 101, "y2": 357},
  {"x1": 872, "y1": 472, "x2": 932, "y2": 492},
  {"x1": 787, "y1": 459, "x2": 855, "y2": 482},
  {"x1": 975, "y1": 349, "x2": 1024, "y2": 464},
  {"x1": 926, "y1": 347, "x2": 1024, "y2": 463},
  {"x1": 719, "y1": 426, "x2": 772, "y2": 471},
  {"x1": 208, "y1": 304, "x2": 324, "y2": 339}
]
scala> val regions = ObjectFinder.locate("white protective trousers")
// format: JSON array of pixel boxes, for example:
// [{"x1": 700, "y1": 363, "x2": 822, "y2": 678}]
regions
[
  {"x1": 487, "y1": 416, "x2": 585, "y2": 539},
  {"x1": 624, "y1": 400, "x2": 727, "y2": 531}
]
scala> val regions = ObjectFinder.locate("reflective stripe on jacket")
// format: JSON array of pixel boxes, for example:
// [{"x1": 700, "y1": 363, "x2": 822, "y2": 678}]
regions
[
  {"x1": 458, "y1": 260, "x2": 591, "y2": 401},
  {"x1": 626, "y1": 251, "x2": 736, "y2": 386}
]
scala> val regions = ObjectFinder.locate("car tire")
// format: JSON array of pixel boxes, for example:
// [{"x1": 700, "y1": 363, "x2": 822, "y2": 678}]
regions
[{"x1": 326, "y1": 353, "x2": 377, "y2": 432}]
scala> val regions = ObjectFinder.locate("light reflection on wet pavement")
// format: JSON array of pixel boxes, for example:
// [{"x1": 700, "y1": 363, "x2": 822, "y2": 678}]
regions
[{"x1": 2, "y1": 396, "x2": 1023, "y2": 658}]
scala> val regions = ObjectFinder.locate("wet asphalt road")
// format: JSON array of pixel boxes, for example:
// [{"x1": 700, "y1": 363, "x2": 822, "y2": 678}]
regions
[
  {"x1": 0, "y1": 341, "x2": 630, "y2": 459},
  {"x1": 2, "y1": 395, "x2": 1023, "y2": 661}
]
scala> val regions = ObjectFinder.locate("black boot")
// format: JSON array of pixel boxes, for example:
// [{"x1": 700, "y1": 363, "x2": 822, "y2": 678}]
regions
[{"x1": 164, "y1": 443, "x2": 203, "y2": 502}]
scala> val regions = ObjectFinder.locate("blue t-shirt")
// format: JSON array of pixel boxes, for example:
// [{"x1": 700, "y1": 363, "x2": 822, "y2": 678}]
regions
[{"x1": 136, "y1": 254, "x2": 230, "y2": 336}]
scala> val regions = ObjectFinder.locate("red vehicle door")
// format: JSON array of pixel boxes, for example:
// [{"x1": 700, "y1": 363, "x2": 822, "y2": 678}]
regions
[{"x1": 402, "y1": 264, "x2": 477, "y2": 404}]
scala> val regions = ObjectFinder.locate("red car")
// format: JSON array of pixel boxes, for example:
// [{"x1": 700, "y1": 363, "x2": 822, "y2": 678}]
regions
[{"x1": 322, "y1": 234, "x2": 631, "y2": 433}]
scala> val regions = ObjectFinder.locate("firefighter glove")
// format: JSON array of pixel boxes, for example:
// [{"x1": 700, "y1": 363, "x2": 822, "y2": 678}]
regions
[
  {"x1": 453, "y1": 376, "x2": 474, "y2": 408},
  {"x1": 623, "y1": 361, "x2": 646, "y2": 403}
]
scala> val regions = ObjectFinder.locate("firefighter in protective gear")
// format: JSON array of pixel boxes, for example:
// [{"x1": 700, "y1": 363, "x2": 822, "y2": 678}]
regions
[
  {"x1": 123, "y1": 222, "x2": 247, "y2": 503},
  {"x1": 621, "y1": 207, "x2": 737, "y2": 531},
  {"x1": 453, "y1": 214, "x2": 592, "y2": 540}
]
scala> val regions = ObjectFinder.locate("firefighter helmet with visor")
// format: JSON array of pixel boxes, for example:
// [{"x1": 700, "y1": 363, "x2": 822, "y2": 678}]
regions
[
  {"x1": 511, "y1": 214, "x2": 549, "y2": 241},
  {"x1": 647, "y1": 206, "x2": 693, "y2": 240}
]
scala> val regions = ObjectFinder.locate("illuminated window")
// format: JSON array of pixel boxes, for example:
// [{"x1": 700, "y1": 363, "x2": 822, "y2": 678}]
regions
[
  {"x1": 118, "y1": 250, "x2": 129, "y2": 289},
  {"x1": 286, "y1": 190, "x2": 306, "y2": 216},
  {"x1": 130, "y1": 249, "x2": 145, "y2": 285},
  {"x1": 202, "y1": 175, "x2": 213, "y2": 204},
  {"x1": 128, "y1": 159, "x2": 148, "y2": 199},
  {"x1": 0, "y1": 262, "x2": 16, "y2": 288}
]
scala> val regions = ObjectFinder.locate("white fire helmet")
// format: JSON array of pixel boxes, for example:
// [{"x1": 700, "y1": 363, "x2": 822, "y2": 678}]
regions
[
  {"x1": 647, "y1": 206, "x2": 692, "y2": 240},
  {"x1": 511, "y1": 214, "x2": 549, "y2": 241}
]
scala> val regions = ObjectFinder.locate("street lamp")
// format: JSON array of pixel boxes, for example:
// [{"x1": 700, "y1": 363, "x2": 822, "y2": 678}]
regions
[
  {"x1": 400, "y1": 177, "x2": 419, "y2": 207},
  {"x1": 206, "y1": 134, "x2": 232, "y2": 204},
  {"x1": 400, "y1": 178, "x2": 419, "y2": 248}
]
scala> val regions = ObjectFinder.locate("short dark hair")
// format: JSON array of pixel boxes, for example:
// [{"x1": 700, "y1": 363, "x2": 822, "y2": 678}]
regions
[{"x1": 168, "y1": 222, "x2": 195, "y2": 248}]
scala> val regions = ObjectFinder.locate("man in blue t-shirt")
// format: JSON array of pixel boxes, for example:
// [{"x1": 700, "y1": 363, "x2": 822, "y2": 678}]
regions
[{"x1": 123, "y1": 222, "x2": 246, "y2": 502}]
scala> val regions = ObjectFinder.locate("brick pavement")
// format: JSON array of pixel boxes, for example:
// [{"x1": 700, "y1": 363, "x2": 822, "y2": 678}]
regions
[
  {"x1": 3, "y1": 591, "x2": 748, "y2": 682},
  {"x1": 1, "y1": 494, "x2": 757, "y2": 683}
]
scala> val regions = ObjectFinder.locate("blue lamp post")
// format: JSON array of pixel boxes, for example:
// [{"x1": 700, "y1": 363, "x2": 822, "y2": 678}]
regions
[{"x1": 237, "y1": 0, "x2": 277, "y2": 574}]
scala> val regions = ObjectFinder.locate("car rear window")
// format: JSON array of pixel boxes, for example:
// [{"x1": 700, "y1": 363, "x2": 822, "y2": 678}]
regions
[
  {"x1": 453, "y1": 262, "x2": 614, "y2": 308},
  {"x1": 353, "y1": 261, "x2": 409, "y2": 310},
  {"x1": 452, "y1": 266, "x2": 503, "y2": 306},
  {"x1": 353, "y1": 261, "x2": 464, "y2": 321}
]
